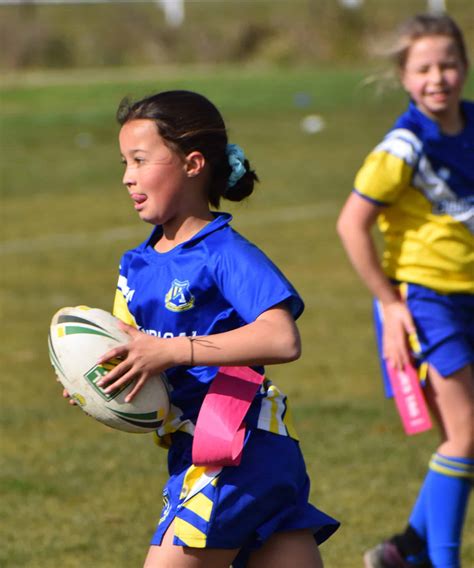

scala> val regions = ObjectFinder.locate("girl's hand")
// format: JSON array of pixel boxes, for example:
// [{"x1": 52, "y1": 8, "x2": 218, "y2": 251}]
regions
[
  {"x1": 95, "y1": 323, "x2": 181, "y2": 403},
  {"x1": 381, "y1": 300, "x2": 416, "y2": 370},
  {"x1": 55, "y1": 371, "x2": 77, "y2": 405},
  {"x1": 62, "y1": 388, "x2": 77, "y2": 406}
]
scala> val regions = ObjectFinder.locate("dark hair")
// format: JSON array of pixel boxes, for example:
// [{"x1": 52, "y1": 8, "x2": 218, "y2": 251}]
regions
[
  {"x1": 117, "y1": 90, "x2": 258, "y2": 208},
  {"x1": 392, "y1": 13, "x2": 469, "y2": 70}
]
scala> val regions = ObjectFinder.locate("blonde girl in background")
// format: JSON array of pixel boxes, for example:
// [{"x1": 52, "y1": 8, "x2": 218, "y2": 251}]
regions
[{"x1": 337, "y1": 13, "x2": 473, "y2": 568}]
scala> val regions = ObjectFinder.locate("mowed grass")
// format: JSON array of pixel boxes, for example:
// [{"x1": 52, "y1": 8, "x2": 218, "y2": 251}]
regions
[{"x1": 1, "y1": 67, "x2": 473, "y2": 567}]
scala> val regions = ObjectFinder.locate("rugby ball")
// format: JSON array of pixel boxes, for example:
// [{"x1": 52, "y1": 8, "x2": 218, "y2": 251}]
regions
[{"x1": 48, "y1": 306, "x2": 170, "y2": 433}]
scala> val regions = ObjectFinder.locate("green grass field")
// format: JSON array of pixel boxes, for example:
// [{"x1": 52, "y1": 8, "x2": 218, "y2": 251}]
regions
[{"x1": 1, "y1": 66, "x2": 473, "y2": 567}]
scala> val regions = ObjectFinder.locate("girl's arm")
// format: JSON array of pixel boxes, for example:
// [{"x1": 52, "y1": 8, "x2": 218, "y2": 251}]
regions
[
  {"x1": 336, "y1": 192, "x2": 416, "y2": 369},
  {"x1": 96, "y1": 301, "x2": 300, "y2": 402}
]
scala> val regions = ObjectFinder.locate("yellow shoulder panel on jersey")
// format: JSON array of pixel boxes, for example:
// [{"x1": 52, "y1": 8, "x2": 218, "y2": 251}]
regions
[
  {"x1": 354, "y1": 150, "x2": 414, "y2": 204},
  {"x1": 112, "y1": 289, "x2": 137, "y2": 328}
]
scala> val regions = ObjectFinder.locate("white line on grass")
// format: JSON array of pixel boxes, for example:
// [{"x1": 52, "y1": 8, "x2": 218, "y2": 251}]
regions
[
  {"x1": 0, "y1": 201, "x2": 337, "y2": 255},
  {"x1": 1, "y1": 64, "x2": 277, "y2": 89}
]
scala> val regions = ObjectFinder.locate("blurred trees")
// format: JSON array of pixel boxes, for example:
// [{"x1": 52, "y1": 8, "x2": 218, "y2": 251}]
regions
[{"x1": 1, "y1": 0, "x2": 473, "y2": 70}]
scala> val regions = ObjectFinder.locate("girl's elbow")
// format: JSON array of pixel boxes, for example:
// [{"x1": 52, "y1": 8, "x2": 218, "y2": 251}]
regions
[
  {"x1": 281, "y1": 334, "x2": 302, "y2": 362},
  {"x1": 289, "y1": 341, "x2": 302, "y2": 362},
  {"x1": 336, "y1": 214, "x2": 349, "y2": 241}
]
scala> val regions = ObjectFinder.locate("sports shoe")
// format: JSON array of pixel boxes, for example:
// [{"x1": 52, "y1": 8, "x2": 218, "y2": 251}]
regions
[{"x1": 363, "y1": 541, "x2": 432, "y2": 568}]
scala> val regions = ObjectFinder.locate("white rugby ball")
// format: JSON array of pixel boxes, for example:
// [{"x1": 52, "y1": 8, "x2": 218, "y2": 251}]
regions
[{"x1": 48, "y1": 306, "x2": 170, "y2": 433}]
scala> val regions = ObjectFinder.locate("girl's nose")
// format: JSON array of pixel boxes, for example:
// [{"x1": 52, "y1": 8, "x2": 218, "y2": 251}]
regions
[
  {"x1": 122, "y1": 166, "x2": 135, "y2": 187},
  {"x1": 429, "y1": 66, "x2": 444, "y2": 83}
]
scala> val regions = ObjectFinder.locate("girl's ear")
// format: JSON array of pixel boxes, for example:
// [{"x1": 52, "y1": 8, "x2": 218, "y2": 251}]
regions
[
  {"x1": 184, "y1": 151, "x2": 206, "y2": 178},
  {"x1": 399, "y1": 70, "x2": 413, "y2": 97},
  {"x1": 397, "y1": 66, "x2": 408, "y2": 90}
]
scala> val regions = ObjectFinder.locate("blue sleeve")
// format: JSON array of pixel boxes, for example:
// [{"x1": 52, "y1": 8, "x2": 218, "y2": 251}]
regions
[{"x1": 211, "y1": 235, "x2": 304, "y2": 323}]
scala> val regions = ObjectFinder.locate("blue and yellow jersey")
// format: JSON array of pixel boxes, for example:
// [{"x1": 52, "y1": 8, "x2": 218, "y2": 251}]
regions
[
  {"x1": 112, "y1": 213, "x2": 302, "y2": 444},
  {"x1": 354, "y1": 101, "x2": 474, "y2": 294}
]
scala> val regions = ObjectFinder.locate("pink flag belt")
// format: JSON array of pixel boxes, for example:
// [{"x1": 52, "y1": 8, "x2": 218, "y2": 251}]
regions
[{"x1": 192, "y1": 366, "x2": 265, "y2": 467}]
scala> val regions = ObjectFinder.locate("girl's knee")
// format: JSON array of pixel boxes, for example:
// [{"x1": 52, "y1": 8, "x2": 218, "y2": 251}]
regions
[
  {"x1": 247, "y1": 530, "x2": 323, "y2": 568},
  {"x1": 429, "y1": 365, "x2": 474, "y2": 455}
]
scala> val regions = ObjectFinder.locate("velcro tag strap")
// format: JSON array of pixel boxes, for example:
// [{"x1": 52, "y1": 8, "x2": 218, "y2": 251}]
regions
[
  {"x1": 388, "y1": 362, "x2": 432, "y2": 435},
  {"x1": 192, "y1": 366, "x2": 265, "y2": 467}
]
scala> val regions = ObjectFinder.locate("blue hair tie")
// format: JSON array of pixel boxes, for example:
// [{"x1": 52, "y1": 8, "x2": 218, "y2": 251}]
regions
[{"x1": 226, "y1": 143, "x2": 246, "y2": 189}]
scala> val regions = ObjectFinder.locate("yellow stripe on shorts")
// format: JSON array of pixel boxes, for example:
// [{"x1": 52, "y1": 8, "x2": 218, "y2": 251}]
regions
[
  {"x1": 174, "y1": 518, "x2": 207, "y2": 548},
  {"x1": 282, "y1": 401, "x2": 299, "y2": 440},
  {"x1": 182, "y1": 492, "x2": 214, "y2": 522},
  {"x1": 180, "y1": 465, "x2": 209, "y2": 500}
]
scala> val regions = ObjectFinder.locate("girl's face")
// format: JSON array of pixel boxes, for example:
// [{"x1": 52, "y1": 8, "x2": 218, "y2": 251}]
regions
[
  {"x1": 119, "y1": 119, "x2": 192, "y2": 226},
  {"x1": 400, "y1": 35, "x2": 467, "y2": 124}
]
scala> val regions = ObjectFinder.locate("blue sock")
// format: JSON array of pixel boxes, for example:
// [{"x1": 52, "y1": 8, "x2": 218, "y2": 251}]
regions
[
  {"x1": 404, "y1": 483, "x2": 429, "y2": 564},
  {"x1": 408, "y1": 477, "x2": 428, "y2": 541},
  {"x1": 424, "y1": 453, "x2": 473, "y2": 568}
]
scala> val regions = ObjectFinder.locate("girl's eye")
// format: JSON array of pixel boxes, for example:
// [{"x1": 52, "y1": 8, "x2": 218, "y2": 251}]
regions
[
  {"x1": 120, "y1": 157, "x2": 145, "y2": 167},
  {"x1": 441, "y1": 62, "x2": 458, "y2": 70}
]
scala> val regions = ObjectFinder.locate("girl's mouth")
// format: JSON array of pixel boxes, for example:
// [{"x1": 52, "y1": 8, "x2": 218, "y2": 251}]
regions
[
  {"x1": 130, "y1": 193, "x2": 147, "y2": 210},
  {"x1": 427, "y1": 90, "x2": 449, "y2": 101}
]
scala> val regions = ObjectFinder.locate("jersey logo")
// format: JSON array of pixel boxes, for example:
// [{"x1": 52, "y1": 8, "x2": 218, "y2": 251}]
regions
[
  {"x1": 414, "y1": 157, "x2": 474, "y2": 231},
  {"x1": 159, "y1": 489, "x2": 171, "y2": 525},
  {"x1": 165, "y1": 279, "x2": 195, "y2": 312}
]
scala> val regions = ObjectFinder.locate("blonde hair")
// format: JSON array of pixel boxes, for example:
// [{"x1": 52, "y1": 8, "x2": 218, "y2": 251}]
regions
[{"x1": 390, "y1": 13, "x2": 469, "y2": 70}]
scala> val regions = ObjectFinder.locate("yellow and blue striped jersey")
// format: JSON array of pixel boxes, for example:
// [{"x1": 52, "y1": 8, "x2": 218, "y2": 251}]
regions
[
  {"x1": 354, "y1": 101, "x2": 474, "y2": 294},
  {"x1": 112, "y1": 213, "x2": 301, "y2": 444}
]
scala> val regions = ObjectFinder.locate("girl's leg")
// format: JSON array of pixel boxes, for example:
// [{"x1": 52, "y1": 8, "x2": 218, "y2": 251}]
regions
[
  {"x1": 408, "y1": 363, "x2": 474, "y2": 535},
  {"x1": 420, "y1": 363, "x2": 474, "y2": 568},
  {"x1": 247, "y1": 529, "x2": 323, "y2": 568},
  {"x1": 369, "y1": 364, "x2": 474, "y2": 568},
  {"x1": 426, "y1": 363, "x2": 474, "y2": 457},
  {"x1": 144, "y1": 520, "x2": 239, "y2": 568}
]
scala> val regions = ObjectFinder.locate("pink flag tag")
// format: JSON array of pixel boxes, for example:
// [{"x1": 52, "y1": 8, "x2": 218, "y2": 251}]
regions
[
  {"x1": 387, "y1": 362, "x2": 432, "y2": 435},
  {"x1": 192, "y1": 366, "x2": 265, "y2": 467}
]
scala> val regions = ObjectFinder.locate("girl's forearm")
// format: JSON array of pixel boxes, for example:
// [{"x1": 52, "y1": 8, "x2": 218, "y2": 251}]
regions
[
  {"x1": 337, "y1": 193, "x2": 399, "y2": 306},
  {"x1": 340, "y1": 229, "x2": 399, "y2": 305},
  {"x1": 167, "y1": 306, "x2": 301, "y2": 368}
]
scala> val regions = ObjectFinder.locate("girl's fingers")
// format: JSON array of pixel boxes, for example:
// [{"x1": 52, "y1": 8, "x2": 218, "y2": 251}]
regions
[
  {"x1": 117, "y1": 321, "x2": 140, "y2": 336},
  {"x1": 384, "y1": 334, "x2": 411, "y2": 370},
  {"x1": 95, "y1": 330, "x2": 158, "y2": 398},
  {"x1": 386, "y1": 342, "x2": 411, "y2": 370},
  {"x1": 97, "y1": 344, "x2": 128, "y2": 365},
  {"x1": 402, "y1": 312, "x2": 416, "y2": 335},
  {"x1": 96, "y1": 359, "x2": 129, "y2": 387},
  {"x1": 63, "y1": 388, "x2": 77, "y2": 405},
  {"x1": 382, "y1": 304, "x2": 416, "y2": 370},
  {"x1": 124, "y1": 376, "x2": 146, "y2": 403},
  {"x1": 102, "y1": 369, "x2": 135, "y2": 393}
]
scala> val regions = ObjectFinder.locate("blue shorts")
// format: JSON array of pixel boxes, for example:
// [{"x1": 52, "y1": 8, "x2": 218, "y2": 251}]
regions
[
  {"x1": 150, "y1": 429, "x2": 339, "y2": 567},
  {"x1": 374, "y1": 283, "x2": 474, "y2": 397}
]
